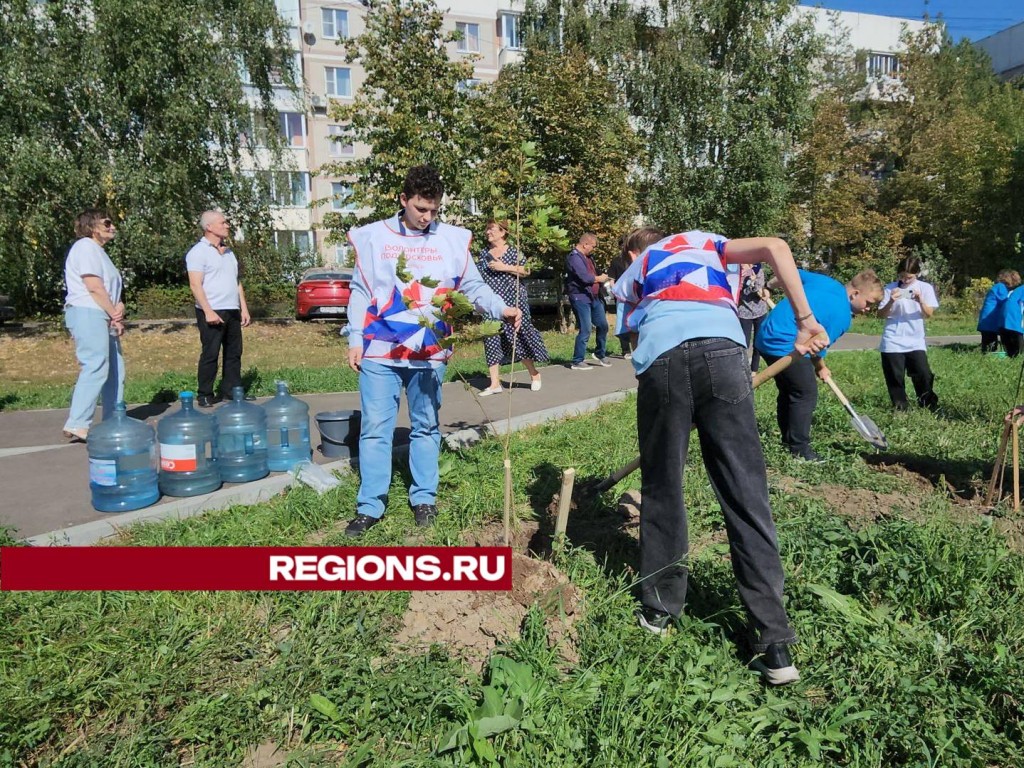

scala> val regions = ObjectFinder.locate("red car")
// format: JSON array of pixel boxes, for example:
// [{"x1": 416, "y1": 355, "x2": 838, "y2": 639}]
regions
[{"x1": 295, "y1": 267, "x2": 353, "y2": 320}]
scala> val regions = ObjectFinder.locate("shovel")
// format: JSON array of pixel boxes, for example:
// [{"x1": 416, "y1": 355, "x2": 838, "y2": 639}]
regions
[
  {"x1": 583, "y1": 341, "x2": 823, "y2": 496},
  {"x1": 819, "y1": 372, "x2": 888, "y2": 451}
]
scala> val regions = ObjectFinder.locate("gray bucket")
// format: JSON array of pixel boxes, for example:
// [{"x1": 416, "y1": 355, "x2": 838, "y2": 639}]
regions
[{"x1": 315, "y1": 409, "x2": 361, "y2": 459}]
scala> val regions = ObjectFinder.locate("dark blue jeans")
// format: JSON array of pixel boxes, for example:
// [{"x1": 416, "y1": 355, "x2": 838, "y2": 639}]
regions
[
  {"x1": 636, "y1": 338, "x2": 796, "y2": 651},
  {"x1": 569, "y1": 296, "x2": 608, "y2": 363}
]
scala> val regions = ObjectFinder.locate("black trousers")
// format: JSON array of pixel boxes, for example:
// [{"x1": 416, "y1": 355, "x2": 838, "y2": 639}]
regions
[
  {"x1": 880, "y1": 350, "x2": 938, "y2": 411},
  {"x1": 981, "y1": 331, "x2": 1000, "y2": 354},
  {"x1": 762, "y1": 352, "x2": 818, "y2": 457},
  {"x1": 636, "y1": 338, "x2": 795, "y2": 650},
  {"x1": 196, "y1": 308, "x2": 243, "y2": 399},
  {"x1": 1003, "y1": 331, "x2": 1022, "y2": 358},
  {"x1": 739, "y1": 315, "x2": 765, "y2": 372}
]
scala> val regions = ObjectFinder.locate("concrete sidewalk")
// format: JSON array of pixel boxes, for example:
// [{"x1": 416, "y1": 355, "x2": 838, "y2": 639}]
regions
[
  {"x1": 1, "y1": 333, "x2": 979, "y2": 545},
  {"x1": 1, "y1": 360, "x2": 640, "y2": 544}
]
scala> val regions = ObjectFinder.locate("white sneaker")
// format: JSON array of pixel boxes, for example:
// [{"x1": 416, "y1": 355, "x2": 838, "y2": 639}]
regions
[
  {"x1": 530, "y1": 377, "x2": 542, "y2": 391},
  {"x1": 479, "y1": 386, "x2": 503, "y2": 396},
  {"x1": 591, "y1": 354, "x2": 612, "y2": 367},
  {"x1": 570, "y1": 363, "x2": 592, "y2": 371},
  {"x1": 623, "y1": 352, "x2": 632, "y2": 360}
]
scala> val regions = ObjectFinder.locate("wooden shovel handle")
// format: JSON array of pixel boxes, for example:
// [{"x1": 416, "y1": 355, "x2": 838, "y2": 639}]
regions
[{"x1": 594, "y1": 334, "x2": 827, "y2": 493}]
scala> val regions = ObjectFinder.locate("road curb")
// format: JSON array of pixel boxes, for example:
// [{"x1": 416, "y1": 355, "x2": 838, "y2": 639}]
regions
[{"x1": 24, "y1": 387, "x2": 637, "y2": 547}]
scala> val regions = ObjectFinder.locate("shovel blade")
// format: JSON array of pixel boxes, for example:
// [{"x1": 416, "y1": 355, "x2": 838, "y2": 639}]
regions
[{"x1": 849, "y1": 413, "x2": 888, "y2": 450}]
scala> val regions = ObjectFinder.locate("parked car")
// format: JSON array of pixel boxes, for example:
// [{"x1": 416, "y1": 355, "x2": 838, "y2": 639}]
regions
[
  {"x1": 295, "y1": 267, "x2": 353, "y2": 320},
  {"x1": 520, "y1": 267, "x2": 616, "y2": 311}
]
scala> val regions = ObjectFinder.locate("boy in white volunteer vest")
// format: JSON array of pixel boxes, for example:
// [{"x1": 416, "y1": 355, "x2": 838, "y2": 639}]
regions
[{"x1": 344, "y1": 165, "x2": 522, "y2": 537}]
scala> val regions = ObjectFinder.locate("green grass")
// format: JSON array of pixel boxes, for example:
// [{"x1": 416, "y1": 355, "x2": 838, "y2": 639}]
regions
[
  {"x1": 0, "y1": 327, "x2": 584, "y2": 412},
  {"x1": 850, "y1": 311, "x2": 978, "y2": 336},
  {"x1": 2, "y1": 347, "x2": 1024, "y2": 765}
]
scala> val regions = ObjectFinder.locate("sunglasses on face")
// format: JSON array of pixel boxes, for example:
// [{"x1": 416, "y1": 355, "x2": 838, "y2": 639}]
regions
[{"x1": 99, "y1": 219, "x2": 114, "y2": 228}]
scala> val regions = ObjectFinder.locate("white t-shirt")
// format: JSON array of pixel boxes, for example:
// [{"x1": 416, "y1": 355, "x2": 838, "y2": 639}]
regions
[
  {"x1": 879, "y1": 279, "x2": 939, "y2": 353},
  {"x1": 185, "y1": 238, "x2": 240, "y2": 310},
  {"x1": 64, "y1": 237, "x2": 123, "y2": 311}
]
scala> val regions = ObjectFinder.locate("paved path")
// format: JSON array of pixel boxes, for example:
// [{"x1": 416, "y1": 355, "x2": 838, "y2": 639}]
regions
[{"x1": 0, "y1": 334, "x2": 980, "y2": 545}]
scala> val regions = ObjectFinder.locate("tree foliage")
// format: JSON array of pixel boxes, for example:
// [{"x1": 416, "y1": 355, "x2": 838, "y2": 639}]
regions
[
  {"x1": 0, "y1": 0, "x2": 297, "y2": 314},
  {"x1": 463, "y1": 46, "x2": 641, "y2": 269},
  {"x1": 525, "y1": 0, "x2": 821, "y2": 238},
  {"x1": 882, "y1": 29, "x2": 1024, "y2": 280},
  {"x1": 321, "y1": 0, "x2": 476, "y2": 235}
]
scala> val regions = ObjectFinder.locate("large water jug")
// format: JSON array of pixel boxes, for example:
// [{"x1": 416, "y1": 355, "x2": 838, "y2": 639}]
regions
[
  {"x1": 264, "y1": 381, "x2": 311, "y2": 472},
  {"x1": 215, "y1": 386, "x2": 269, "y2": 483},
  {"x1": 158, "y1": 391, "x2": 222, "y2": 496},
  {"x1": 87, "y1": 402, "x2": 160, "y2": 512}
]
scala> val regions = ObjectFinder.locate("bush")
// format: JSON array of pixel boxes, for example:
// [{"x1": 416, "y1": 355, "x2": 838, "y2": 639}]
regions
[{"x1": 131, "y1": 283, "x2": 294, "y2": 320}]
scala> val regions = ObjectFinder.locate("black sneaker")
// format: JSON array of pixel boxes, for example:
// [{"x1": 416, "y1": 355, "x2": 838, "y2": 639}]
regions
[
  {"x1": 196, "y1": 395, "x2": 221, "y2": 408},
  {"x1": 751, "y1": 643, "x2": 801, "y2": 686},
  {"x1": 636, "y1": 606, "x2": 673, "y2": 635},
  {"x1": 412, "y1": 504, "x2": 437, "y2": 527},
  {"x1": 345, "y1": 514, "x2": 382, "y2": 538},
  {"x1": 791, "y1": 448, "x2": 824, "y2": 463}
]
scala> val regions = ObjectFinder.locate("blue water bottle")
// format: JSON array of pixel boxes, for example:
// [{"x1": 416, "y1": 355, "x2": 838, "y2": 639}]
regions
[
  {"x1": 87, "y1": 402, "x2": 160, "y2": 512},
  {"x1": 264, "y1": 381, "x2": 311, "y2": 472},
  {"x1": 215, "y1": 386, "x2": 269, "y2": 483},
  {"x1": 158, "y1": 391, "x2": 222, "y2": 496}
]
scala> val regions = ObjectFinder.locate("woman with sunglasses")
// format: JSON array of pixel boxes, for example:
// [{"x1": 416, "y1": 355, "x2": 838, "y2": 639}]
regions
[{"x1": 61, "y1": 209, "x2": 125, "y2": 442}]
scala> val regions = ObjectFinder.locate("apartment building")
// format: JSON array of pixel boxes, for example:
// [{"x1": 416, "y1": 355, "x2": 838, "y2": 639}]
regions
[
  {"x1": 257, "y1": 1, "x2": 925, "y2": 265},
  {"x1": 976, "y1": 21, "x2": 1024, "y2": 81}
]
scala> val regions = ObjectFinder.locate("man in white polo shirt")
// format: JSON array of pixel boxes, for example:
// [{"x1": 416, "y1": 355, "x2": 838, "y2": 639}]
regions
[{"x1": 186, "y1": 210, "x2": 251, "y2": 407}]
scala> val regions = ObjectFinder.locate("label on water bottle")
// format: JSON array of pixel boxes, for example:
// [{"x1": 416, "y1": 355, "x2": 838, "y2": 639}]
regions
[
  {"x1": 160, "y1": 443, "x2": 198, "y2": 472},
  {"x1": 89, "y1": 458, "x2": 118, "y2": 486}
]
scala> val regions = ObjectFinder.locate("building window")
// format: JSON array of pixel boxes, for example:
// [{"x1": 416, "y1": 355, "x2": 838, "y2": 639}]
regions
[
  {"x1": 457, "y1": 78, "x2": 482, "y2": 94},
  {"x1": 331, "y1": 182, "x2": 356, "y2": 211},
  {"x1": 259, "y1": 171, "x2": 310, "y2": 207},
  {"x1": 499, "y1": 13, "x2": 522, "y2": 50},
  {"x1": 242, "y1": 113, "x2": 271, "y2": 147},
  {"x1": 334, "y1": 244, "x2": 351, "y2": 265},
  {"x1": 325, "y1": 67, "x2": 351, "y2": 98},
  {"x1": 866, "y1": 52, "x2": 900, "y2": 79},
  {"x1": 327, "y1": 124, "x2": 355, "y2": 157},
  {"x1": 270, "y1": 52, "x2": 302, "y2": 87},
  {"x1": 456, "y1": 22, "x2": 479, "y2": 52},
  {"x1": 279, "y1": 112, "x2": 306, "y2": 147},
  {"x1": 274, "y1": 230, "x2": 314, "y2": 253},
  {"x1": 322, "y1": 8, "x2": 348, "y2": 39}
]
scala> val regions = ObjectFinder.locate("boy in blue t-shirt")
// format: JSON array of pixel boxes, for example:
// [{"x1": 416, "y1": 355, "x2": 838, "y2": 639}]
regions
[
  {"x1": 755, "y1": 269, "x2": 884, "y2": 462},
  {"x1": 613, "y1": 229, "x2": 829, "y2": 686}
]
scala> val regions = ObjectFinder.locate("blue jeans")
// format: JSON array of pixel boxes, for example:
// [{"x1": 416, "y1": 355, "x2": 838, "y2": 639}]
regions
[
  {"x1": 569, "y1": 297, "x2": 608, "y2": 363},
  {"x1": 636, "y1": 338, "x2": 795, "y2": 651},
  {"x1": 357, "y1": 359, "x2": 446, "y2": 518},
  {"x1": 64, "y1": 306, "x2": 124, "y2": 431}
]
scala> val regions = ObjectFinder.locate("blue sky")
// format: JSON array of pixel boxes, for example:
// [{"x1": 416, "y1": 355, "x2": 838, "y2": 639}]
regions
[{"x1": 807, "y1": 1, "x2": 1023, "y2": 41}]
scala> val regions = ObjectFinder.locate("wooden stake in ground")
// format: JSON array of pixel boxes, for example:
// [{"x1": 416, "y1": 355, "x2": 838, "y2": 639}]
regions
[
  {"x1": 553, "y1": 468, "x2": 576, "y2": 549},
  {"x1": 986, "y1": 420, "x2": 1013, "y2": 507},
  {"x1": 1014, "y1": 423, "x2": 1020, "y2": 511}
]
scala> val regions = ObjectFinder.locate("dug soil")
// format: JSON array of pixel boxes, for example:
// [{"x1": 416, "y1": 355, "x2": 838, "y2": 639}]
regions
[{"x1": 393, "y1": 521, "x2": 581, "y2": 671}]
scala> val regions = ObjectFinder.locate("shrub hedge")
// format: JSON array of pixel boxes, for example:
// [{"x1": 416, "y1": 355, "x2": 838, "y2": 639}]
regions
[{"x1": 130, "y1": 283, "x2": 294, "y2": 320}]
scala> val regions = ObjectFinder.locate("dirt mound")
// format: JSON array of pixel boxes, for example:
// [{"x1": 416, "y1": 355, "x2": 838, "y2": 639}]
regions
[
  {"x1": 774, "y1": 475, "x2": 922, "y2": 528},
  {"x1": 394, "y1": 521, "x2": 581, "y2": 671},
  {"x1": 865, "y1": 454, "x2": 988, "y2": 503}
]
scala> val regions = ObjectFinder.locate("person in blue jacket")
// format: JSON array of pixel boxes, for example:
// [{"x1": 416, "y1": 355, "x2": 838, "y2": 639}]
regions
[
  {"x1": 1002, "y1": 281, "x2": 1024, "y2": 358},
  {"x1": 979, "y1": 270, "x2": 1020, "y2": 353},
  {"x1": 755, "y1": 270, "x2": 884, "y2": 462}
]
